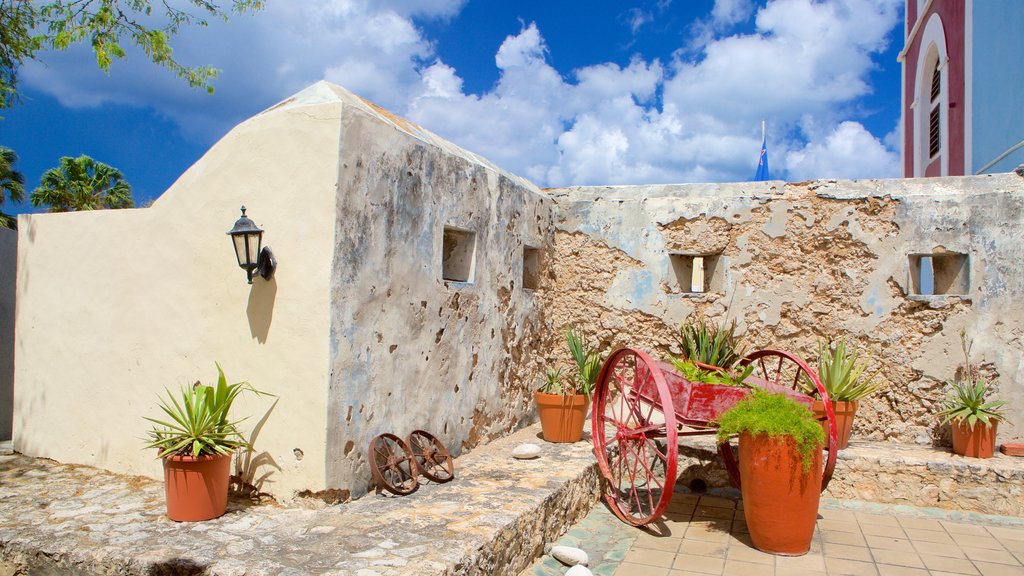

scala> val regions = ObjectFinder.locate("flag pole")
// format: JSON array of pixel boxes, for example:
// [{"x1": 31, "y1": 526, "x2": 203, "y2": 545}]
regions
[{"x1": 761, "y1": 119, "x2": 765, "y2": 142}]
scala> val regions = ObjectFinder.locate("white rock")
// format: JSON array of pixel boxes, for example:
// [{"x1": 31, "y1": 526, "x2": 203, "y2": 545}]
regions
[
  {"x1": 511, "y1": 443, "x2": 541, "y2": 459},
  {"x1": 551, "y1": 545, "x2": 589, "y2": 566},
  {"x1": 566, "y1": 566, "x2": 593, "y2": 576}
]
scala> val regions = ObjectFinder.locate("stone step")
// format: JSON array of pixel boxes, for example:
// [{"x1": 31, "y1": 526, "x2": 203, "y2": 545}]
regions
[{"x1": 0, "y1": 423, "x2": 598, "y2": 576}]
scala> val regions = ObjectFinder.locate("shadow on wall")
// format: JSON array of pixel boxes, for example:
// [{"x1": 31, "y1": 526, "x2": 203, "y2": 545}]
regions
[
  {"x1": 0, "y1": 228, "x2": 17, "y2": 440},
  {"x1": 247, "y1": 278, "x2": 277, "y2": 343}
]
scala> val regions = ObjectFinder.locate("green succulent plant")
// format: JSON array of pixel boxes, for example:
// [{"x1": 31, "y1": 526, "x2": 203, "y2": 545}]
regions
[
  {"x1": 538, "y1": 366, "x2": 566, "y2": 395},
  {"x1": 564, "y1": 325, "x2": 603, "y2": 397},
  {"x1": 677, "y1": 315, "x2": 747, "y2": 370},
  {"x1": 144, "y1": 363, "x2": 265, "y2": 458},
  {"x1": 801, "y1": 338, "x2": 884, "y2": 401},
  {"x1": 937, "y1": 377, "x2": 1007, "y2": 430},
  {"x1": 715, "y1": 389, "x2": 825, "y2": 471},
  {"x1": 670, "y1": 357, "x2": 754, "y2": 388}
]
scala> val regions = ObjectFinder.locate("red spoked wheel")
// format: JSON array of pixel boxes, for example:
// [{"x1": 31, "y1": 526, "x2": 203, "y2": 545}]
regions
[
  {"x1": 717, "y1": 349, "x2": 837, "y2": 491},
  {"x1": 592, "y1": 348, "x2": 678, "y2": 526},
  {"x1": 370, "y1": 433, "x2": 419, "y2": 495},
  {"x1": 407, "y1": 429, "x2": 454, "y2": 483}
]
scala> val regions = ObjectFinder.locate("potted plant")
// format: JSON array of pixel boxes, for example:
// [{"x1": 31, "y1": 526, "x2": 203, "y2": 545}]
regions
[
  {"x1": 936, "y1": 330, "x2": 1007, "y2": 459},
  {"x1": 144, "y1": 363, "x2": 263, "y2": 521},
  {"x1": 535, "y1": 326, "x2": 602, "y2": 443},
  {"x1": 800, "y1": 338, "x2": 883, "y2": 449},
  {"x1": 715, "y1": 389, "x2": 825, "y2": 555},
  {"x1": 938, "y1": 377, "x2": 1006, "y2": 458}
]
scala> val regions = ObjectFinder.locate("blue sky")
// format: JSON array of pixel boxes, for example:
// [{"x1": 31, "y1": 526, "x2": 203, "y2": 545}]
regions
[{"x1": 2, "y1": 0, "x2": 905, "y2": 216}]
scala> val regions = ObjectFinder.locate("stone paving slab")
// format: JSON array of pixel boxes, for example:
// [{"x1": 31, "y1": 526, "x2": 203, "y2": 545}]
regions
[
  {"x1": 525, "y1": 492, "x2": 1024, "y2": 576},
  {"x1": 0, "y1": 424, "x2": 598, "y2": 576}
]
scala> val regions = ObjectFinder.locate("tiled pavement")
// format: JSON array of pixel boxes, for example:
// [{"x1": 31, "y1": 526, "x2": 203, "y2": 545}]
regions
[{"x1": 528, "y1": 493, "x2": 1024, "y2": 576}]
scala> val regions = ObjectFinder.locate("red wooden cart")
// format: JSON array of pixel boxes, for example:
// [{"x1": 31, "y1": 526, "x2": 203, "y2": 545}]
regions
[{"x1": 591, "y1": 348, "x2": 838, "y2": 526}]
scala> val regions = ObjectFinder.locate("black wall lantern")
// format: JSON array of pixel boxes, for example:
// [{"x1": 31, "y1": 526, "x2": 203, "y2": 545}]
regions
[{"x1": 227, "y1": 206, "x2": 277, "y2": 284}]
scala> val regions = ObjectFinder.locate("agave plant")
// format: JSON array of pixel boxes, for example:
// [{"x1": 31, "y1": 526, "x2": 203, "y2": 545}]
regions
[
  {"x1": 538, "y1": 367, "x2": 566, "y2": 395},
  {"x1": 144, "y1": 363, "x2": 264, "y2": 458},
  {"x1": 937, "y1": 377, "x2": 1007, "y2": 429},
  {"x1": 677, "y1": 315, "x2": 747, "y2": 369},
  {"x1": 801, "y1": 338, "x2": 884, "y2": 401},
  {"x1": 565, "y1": 325, "x2": 603, "y2": 397}
]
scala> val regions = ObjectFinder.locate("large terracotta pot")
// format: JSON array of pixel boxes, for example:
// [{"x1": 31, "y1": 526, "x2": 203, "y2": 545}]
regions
[
  {"x1": 739, "y1": 432, "x2": 822, "y2": 555},
  {"x1": 535, "y1": 391, "x2": 589, "y2": 443},
  {"x1": 163, "y1": 452, "x2": 232, "y2": 522},
  {"x1": 951, "y1": 420, "x2": 998, "y2": 458},
  {"x1": 812, "y1": 400, "x2": 858, "y2": 449}
]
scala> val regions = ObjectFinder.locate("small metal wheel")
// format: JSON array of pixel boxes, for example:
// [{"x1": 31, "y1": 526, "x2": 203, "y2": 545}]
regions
[
  {"x1": 592, "y1": 348, "x2": 678, "y2": 527},
  {"x1": 407, "y1": 429, "x2": 454, "y2": 483},
  {"x1": 717, "y1": 349, "x2": 838, "y2": 492},
  {"x1": 369, "y1": 433, "x2": 419, "y2": 495}
]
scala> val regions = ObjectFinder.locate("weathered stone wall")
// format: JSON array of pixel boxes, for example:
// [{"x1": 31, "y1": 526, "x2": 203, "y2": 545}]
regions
[
  {"x1": 0, "y1": 227, "x2": 14, "y2": 440},
  {"x1": 325, "y1": 96, "x2": 555, "y2": 498},
  {"x1": 542, "y1": 174, "x2": 1024, "y2": 446}
]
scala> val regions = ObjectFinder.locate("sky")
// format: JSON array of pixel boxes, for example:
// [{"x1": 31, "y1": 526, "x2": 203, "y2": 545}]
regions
[{"x1": 1, "y1": 0, "x2": 906, "y2": 216}]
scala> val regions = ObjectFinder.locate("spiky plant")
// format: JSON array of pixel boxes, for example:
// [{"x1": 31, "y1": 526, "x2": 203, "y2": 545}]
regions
[
  {"x1": 801, "y1": 338, "x2": 884, "y2": 401},
  {"x1": 565, "y1": 325, "x2": 603, "y2": 397},
  {"x1": 144, "y1": 363, "x2": 263, "y2": 458},
  {"x1": 538, "y1": 367, "x2": 565, "y2": 395},
  {"x1": 677, "y1": 315, "x2": 746, "y2": 369},
  {"x1": 937, "y1": 378, "x2": 1007, "y2": 430}
]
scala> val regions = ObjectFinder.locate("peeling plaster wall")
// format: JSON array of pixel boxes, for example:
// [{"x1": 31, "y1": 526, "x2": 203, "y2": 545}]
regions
[
  {"x1": 0, "y1": 228, "x2": 14, "y2": 440},
  {"x1": 325, "y1": 100, "x2": 555, "y2": 498},
  {"x1": 546, "y1": 174, "x2": 1024, "y2": 446}
]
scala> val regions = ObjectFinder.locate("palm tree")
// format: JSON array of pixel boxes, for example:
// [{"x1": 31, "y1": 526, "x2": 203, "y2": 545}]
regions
[
  {"x1": 30, "y1": 155, "x2": 134, "y2": 213},
  {"x1": 0, "y1": 146, "x2": 25, "y2": 229}
]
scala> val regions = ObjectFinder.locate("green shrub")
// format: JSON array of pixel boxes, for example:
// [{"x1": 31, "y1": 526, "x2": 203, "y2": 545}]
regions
[
  {"x1": 715, "y1": 389, "x2": 825, "y2": 471},
  {"x1": 670, "y1": 357, "x2": 754, "y2": 388}
]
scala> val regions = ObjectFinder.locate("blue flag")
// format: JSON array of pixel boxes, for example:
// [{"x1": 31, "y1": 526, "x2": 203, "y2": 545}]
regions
[{"x1": 754, "y1": 136, "x2": 770, "y2": 181}]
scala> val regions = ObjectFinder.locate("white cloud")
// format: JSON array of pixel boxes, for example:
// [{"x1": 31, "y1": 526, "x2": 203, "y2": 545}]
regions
[
  {"x1": 784, "y1": 120, "x2": 901, "y2": 180},
  {"x1": 20, "y1": 0, "x2": 904, "y2": 186}
]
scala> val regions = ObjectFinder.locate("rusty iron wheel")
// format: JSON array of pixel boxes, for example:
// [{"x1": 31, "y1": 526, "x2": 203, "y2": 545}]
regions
[
  {"x1": 369, "y1": 433, "x2": 419, "y2": 495},
  {"x1": 407, "y1": 430, "x2": 454, "y2": 483}
]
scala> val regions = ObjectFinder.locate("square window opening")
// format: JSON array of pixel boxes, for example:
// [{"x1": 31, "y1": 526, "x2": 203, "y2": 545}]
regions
[
  {"x1": 909, "y1": 252, "x2": 968, "y2": 295},
  {"x1": 522, "y1": 246, "x2": 541, "y2": 291},
  {"x1": 670, "y1": 253, "x2": 723, "y2": 294},
  {"x1": 442, "y1": 227, "x2": 476, "y2": 283}
]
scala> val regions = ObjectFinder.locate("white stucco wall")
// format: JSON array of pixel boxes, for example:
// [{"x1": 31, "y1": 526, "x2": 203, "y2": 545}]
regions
[{"x1": 13, "y1": 88, "x2": 340, "y2": 496}]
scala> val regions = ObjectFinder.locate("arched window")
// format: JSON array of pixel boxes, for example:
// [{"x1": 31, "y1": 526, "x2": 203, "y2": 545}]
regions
[{"x1": 914, "y1": 14, "x2": 948, "y2": 176}]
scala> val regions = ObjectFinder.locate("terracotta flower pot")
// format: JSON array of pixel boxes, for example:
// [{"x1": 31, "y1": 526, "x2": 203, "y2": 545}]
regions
[
  {"x1": 163, "y1": 452, "x2": 232, "y2": 522},
  {"x1": 739, "y1": 432, "x2": 822, "y2": 555},
  {"x1": 951, "y1": 420, "x2": 998, "y2": 458},
  {"x1": 812, "y1": 399, "x2": 858, "y2": 449},
  {"x1": 535, "y1": 391, "x2": 589, "y2": 443}
]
